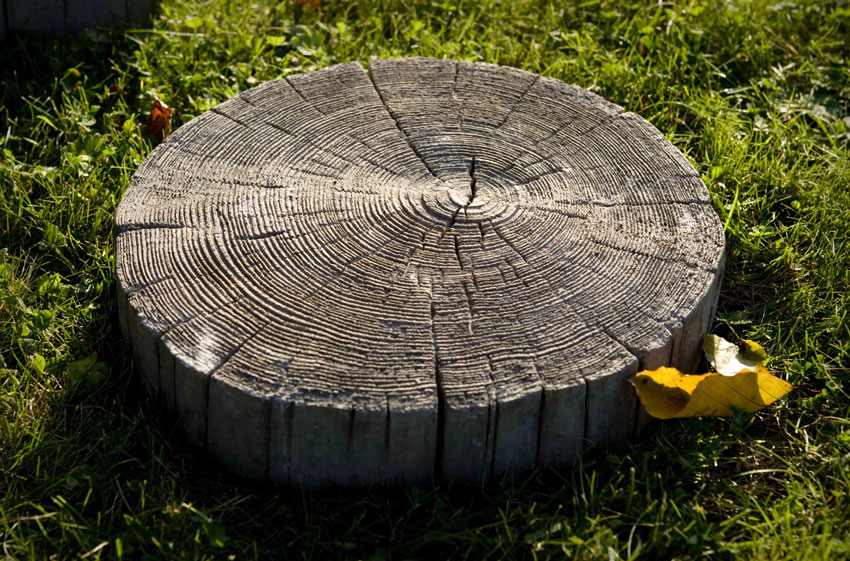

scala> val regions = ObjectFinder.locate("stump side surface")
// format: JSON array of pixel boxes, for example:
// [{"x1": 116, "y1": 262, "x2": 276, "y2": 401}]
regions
[{"x1": 116, "y1": 58, "x2": 725, "y2": 487}]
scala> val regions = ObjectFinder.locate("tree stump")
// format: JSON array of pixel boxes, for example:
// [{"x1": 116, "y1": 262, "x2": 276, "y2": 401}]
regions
[{"x1": 115, "y1": 58, "x2": 725, "y2": 488}]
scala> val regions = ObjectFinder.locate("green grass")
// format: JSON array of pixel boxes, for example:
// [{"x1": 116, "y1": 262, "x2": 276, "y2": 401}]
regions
[{"x1": 1, "y1": 0, "x2": 849, "y2": 558}]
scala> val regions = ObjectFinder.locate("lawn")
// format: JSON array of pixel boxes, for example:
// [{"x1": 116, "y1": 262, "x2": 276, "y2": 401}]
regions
[{"x1": 1, "y1": 0, "x2": 849, "y2": 559}]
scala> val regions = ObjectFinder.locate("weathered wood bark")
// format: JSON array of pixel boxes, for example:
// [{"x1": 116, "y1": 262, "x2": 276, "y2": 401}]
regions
[{"x1": 115, "y1": 58, "x2": 725, "y2": 488}]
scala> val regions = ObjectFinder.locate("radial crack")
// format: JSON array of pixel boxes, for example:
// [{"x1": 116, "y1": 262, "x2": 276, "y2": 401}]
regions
[
  {"x1": 117, "y1": 221, "x2": 187, "y2": 233},
  {"x1": 468, "y1": 156, "x2": 478, "y2": 203},
  {"x1": 429, "y1": 297, "x2": 446, "y2": 479},
  {"x1": 512, "y1": 166, "x2": 572, "y2": 187},
  {"x1": 203, "y1": 319, "x2": 271, "y2": 447},
  {"x1": 284, "y1": 76, "x2": 327, "y2": 115},
  {"x1": 210, "y1": 106, "x2": 252, "y2": 129},
  {"x1": 449, "y1": 60, "x2": 464, "y2": 132},
  {"x1": 236, "y1": 85, "x2": 412, "y2": 183},
  {"x1": 158, "y1": 296, "x2": 245, "y2": 339},
  {"x1": 365, "y1": 67, "x2": 445, "y2": 183},
  {"x1": 453, "y1": 235, "x2": 464, "y2": 271},
  {"x1": 382, "y1": 224, "x2": 435, "y2": 305},
  {"x1": 579, "y1": 108, "x2": 626, "y2": 136},
  {"x1": 493, "y1": 74, "x2": 539, "y2": 130},
  {"x1": 488, "y1": 221, "x2": 638, "y2": 364},
  {"x1": 304, "y1": 223, "x2": 410, "y2": 299},
  {"x1": 443, "y1": 157, "x2": 478, "y2": 236},
  {"x1": 123, "y1": 275, "x2": 174, "y2": 297},
  {"x1": 461, "y1": 278, "x2": 474, "y2": 334}
]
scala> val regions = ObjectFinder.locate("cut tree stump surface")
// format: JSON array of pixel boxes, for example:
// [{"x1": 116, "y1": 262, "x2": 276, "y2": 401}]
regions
[{"x1": 115, "y1": 58, "x2": 725, "y2": 488}]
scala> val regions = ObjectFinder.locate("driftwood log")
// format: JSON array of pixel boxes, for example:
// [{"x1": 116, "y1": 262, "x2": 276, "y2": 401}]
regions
[{"x1": 115, "y1": 58, "x2": 725, "y2": 488}]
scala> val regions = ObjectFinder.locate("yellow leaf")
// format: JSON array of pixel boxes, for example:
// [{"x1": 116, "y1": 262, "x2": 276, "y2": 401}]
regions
[
  {"x1": 702, "y1": 334, "x2": 767, "y2": 376},
  {"x1": 630, "y1": 366, "x2": 793, "y2": 419}
]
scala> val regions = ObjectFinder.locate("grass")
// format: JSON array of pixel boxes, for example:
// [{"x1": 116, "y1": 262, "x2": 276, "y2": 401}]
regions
[{"x1": 1, "y1": 0, "x2": 849, "y2": 558}]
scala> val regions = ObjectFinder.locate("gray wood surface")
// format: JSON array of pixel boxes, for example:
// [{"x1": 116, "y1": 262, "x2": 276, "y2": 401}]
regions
[{"x1": 115, "y1": 58, "x2": 725, "y2": 488}]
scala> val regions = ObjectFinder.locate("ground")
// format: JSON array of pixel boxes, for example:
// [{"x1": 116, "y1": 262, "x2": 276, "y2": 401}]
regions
[{"x1": 1, "y1": 1, "x2": 849, "y2": 559}]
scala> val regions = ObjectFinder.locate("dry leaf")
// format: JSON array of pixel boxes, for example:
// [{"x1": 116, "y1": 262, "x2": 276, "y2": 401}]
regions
[
  {"x1": 703, "y1": 334, "x2": 767, "y2": 376},
  {"x1": 630, "y1": 366, "x2": 792, "y2": 419},
  {"x1": 147, "y1": 98, "x2": 172, "y2": 141}
]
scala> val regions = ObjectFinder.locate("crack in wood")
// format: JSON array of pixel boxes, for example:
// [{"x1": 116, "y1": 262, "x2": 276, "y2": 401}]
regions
[
  {"x1": 381, "y1": 224, "x2": 435, "y2": 307},
  {"x1": 237, "y1": 211, "x2": 399, "y2": 274},
  {"x1": 501, "y1": 115, "x2": 579, "y2": 174},
  {"x1": 583, "y1": 234, "x2": 717, "y2": 274},
  {"x1": 577, "y1": 108, "x2": 626, "y2": 136},
  {"x1": 158, "y1": 296, "x2": 245, "y2": 339},
  {"x1": 489, "y1": 220, "x2": 638, "y2": 364},
  {"x1": 429, "y1": 297, "x2": 446, "y2": 480},
  {"x1": 468, "y1": 156, "x2": 478, "y2": 204},
  {"x1": 240, "y1": 81, "x2": 418, "y2": 184},
  {"x1": 366, "y1": 67, "x2": 446, "y2": 184},
  {"x1": 284, "y1": 76, "x2": 327, "y2": 115},
  {"x1": 488, "y1": 401, "x2": 501, "y2": 481},
  {"x1": 451, "y1": 61, "x2": 463, "y2": 131},
  {"x1": 123, "y1": 274, "x2": 174, "y2": 297},
  {"x1": 527, "y1": 197, "x2": 709, "y2": 209},
  {"x1": 117, "y1": 221, "x2": 187, "y2": 233},
  {"x1": 441, "y1": 157, "x2": 478, "y2": 238},
  {"x1": 453, "y1": 234, "x2": 463, "y2": 271},
  {"x1": 203, "y1": 319, "x2": 271, "y2": 448},
  {"x1": 461, "y1": 278, "x2": 474, "y2": 335},
  {"x1": 493, "y1": 74, "x2": 539, "y2": 130},
  {"x1": 303, "y1": 221, "x2": 411, "y2": 300},
  {"x1": 512, "y1": 165, "x2": 573, "y2": 187}
]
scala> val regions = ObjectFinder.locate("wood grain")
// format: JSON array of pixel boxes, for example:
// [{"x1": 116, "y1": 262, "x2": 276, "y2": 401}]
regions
[{"x1": 115, "y1": 58, "x2": 725, "y2": 487}]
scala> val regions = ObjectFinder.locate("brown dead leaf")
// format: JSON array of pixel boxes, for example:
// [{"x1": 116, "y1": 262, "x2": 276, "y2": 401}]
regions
[{"x1": 147, "y1": 98, "x2": 172, "y2": 142}]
